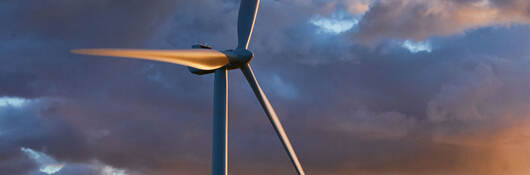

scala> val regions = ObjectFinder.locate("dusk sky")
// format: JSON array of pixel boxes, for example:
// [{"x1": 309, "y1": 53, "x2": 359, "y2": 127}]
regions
[{"x1": 2, "y1": 0, "x2": 530, "y2": 174}]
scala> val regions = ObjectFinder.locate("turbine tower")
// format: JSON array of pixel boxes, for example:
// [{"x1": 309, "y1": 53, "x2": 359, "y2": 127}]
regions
[{"x1": 70, "y1": 0, "x2": 305, "y2": 175}]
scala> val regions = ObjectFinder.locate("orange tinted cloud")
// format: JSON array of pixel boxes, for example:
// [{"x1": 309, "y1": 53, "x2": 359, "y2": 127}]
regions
[
  {"x1": 356, "y1": 0, "x2": 530, "y2": 43},
  {"x1": 431, "y1": 117, "x2": 530, "y2": 175}
]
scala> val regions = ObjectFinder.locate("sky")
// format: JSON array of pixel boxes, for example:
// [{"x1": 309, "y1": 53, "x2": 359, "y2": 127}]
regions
[{"x1": 1, "y1": 0, "x2": 530, "y2": 174}]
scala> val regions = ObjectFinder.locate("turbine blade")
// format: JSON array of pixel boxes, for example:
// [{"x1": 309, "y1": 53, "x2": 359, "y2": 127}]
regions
[
  {"x1": 240, "y1": 64, "x2": 305, "y2": 175},
  {"x1": 237, "y1": 0, "x2": 260, "y2": 49},
  {"x1": 71, "y1": 49, "x2": 229, "y2": 70}
]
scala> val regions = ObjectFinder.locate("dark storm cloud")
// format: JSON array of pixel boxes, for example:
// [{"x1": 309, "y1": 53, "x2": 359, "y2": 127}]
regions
[{"x1": 1, "y1": 0, "x2": 530, "y2": 175}]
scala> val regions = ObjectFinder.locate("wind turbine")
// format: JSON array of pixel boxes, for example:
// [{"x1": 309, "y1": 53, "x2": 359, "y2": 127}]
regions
[{"x1": 70, "y1": 0, "x2": 305, "y2": 175}]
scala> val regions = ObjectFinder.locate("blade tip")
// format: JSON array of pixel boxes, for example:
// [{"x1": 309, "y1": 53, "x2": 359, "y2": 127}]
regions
[
  {"x1": 70, "y1": 49, "x2": 101, "y2": 55},
  {"x1": 70, "y1": 49, "x2": 86, "y2": 54}
]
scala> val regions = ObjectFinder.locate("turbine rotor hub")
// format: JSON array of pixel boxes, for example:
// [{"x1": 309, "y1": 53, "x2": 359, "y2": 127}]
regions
[
  {"x1": 224, "y1": 48, "x2": 253, "y2": 69},
  {"x1": 188, "y1": 46, "x2": 253, "y2": 75}
]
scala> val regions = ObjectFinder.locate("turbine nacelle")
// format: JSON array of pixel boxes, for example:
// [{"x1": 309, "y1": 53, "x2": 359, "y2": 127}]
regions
[{"x1": 189, "y1": 44, "x2": 253, "y2": 75}]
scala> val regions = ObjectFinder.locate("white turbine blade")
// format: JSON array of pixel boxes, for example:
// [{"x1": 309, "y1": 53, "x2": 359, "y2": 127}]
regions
[
  {"x1": 237, "y1": 0, "x2": 260, "y2": 49},
  {"x1": 240, "y1": 64, "x2": 306, "y2": 175},
  {"x1": 71, "y1": 49, "x2": 230, "y2": 70}
]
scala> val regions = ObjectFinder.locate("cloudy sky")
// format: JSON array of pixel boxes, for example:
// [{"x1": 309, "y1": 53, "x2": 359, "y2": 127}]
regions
[{"x1": 1, "y1": 0, "x2": 530, "y2": 174}]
